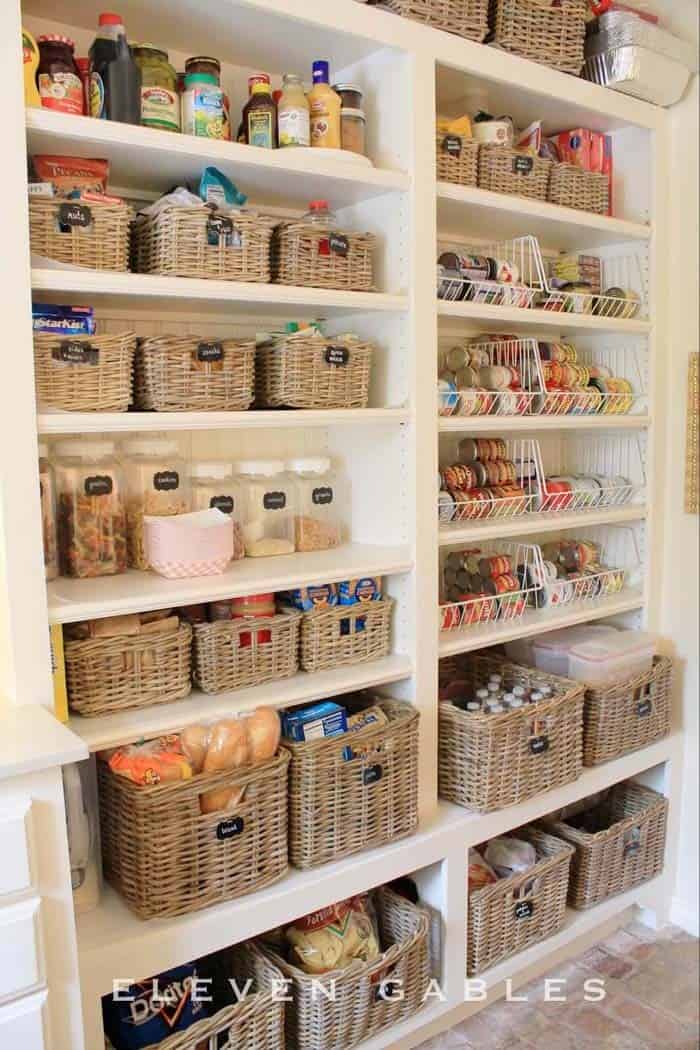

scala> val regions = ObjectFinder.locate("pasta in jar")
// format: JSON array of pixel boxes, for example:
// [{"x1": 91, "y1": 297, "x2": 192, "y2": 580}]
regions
[{"x1": 54, "y1": 440, "x2": 127, "y2": 578}]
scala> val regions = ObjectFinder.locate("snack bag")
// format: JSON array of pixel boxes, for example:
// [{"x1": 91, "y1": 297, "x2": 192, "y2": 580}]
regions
[
  {"x1": 102, "y1": 963, "x2": 210, "y2": 1050},
  {"x1": 106, "y1": 737, "x2": 192, "y2": 786},
  {"x1": 468, "y1": 848, "x2": 499, "y2": 894},
  {"x1": 484, "y1": 836, "x2": 537, "y2": 878},
  {"x1": 285, "y1": 895, "x2": 381, "y2": 974},
  {"x1": 32, "y1": 155, "x2": 109, "y2": 196}
]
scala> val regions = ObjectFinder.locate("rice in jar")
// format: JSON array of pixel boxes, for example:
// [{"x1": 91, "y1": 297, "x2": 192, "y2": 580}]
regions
[
  {"x1": 235, "y1": 459, "x2": 295, "y2": 557},
  {"x1": 122, "y1": 437, "x2": 190, "y2": 570},
  {"x1": 54, "y1": 440, "x2": 127, "y2": 578},
  {"x1": 191, "y1": 460, "x2": 244, "y2": 561}
]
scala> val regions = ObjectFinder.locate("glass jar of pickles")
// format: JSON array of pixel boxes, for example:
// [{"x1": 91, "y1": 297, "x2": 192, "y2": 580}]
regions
[
  {"x1": 122, "y1": 438, "x2": 190, "y2": 570},
  {"x1": 38, "y1": 442, "x2": 58, "y2": 581},
  {"x1": 133, "y1": 44, "x2": 180, "y2": 132},
  {"x1": 54, "y1": 440, "x2": 127, "y2": 578},
  {"x1": 191, "y1": 461, "x2": 244, "y2": 561}
]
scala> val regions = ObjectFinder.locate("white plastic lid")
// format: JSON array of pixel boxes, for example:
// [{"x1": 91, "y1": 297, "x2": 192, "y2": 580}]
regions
[
  {"x1": 569, "y1": 631, "x2": 658, "y2": 664},
  {"x1": 286, "y1": 457, "x2": 331, "y2": 475},
  {"x1": 123, "y1": 437, "x2": 179, "y2": 457},
  {"x1": 55, "y1": 439, "x2": 115, "y2": 458},
  {"x1": 235, "y1": 459, "x2": 285, "y2": 477},
  {"x1": 38, "y1": 442, "x2": 48, "y2": 458},
  {"x1": 475, "y1": 688, "x2": 489, "y2": 700},
  {"x1": 191, "y1": 460, "x2": 233, "y2": 480},
  {"x1": 533, "y1": 624, "x2": 619, "y2": 654}
]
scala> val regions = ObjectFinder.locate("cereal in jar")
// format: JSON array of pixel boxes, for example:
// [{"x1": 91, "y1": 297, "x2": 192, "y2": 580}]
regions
[
  {"x1": 286, "y1": 457, "x2": 344, "y2": 552},
  {"x1": 54, "y1": 439, "x2": 127, "y2": 578},
  {"x1": 122, "y1": 438, "x2": 190, "y2": 570},
  {"x1": 235, "y1": 459, "x2": 295, "y2": 558},
  {"x1": 191, "y1": 461, "x2": 244, "y2": 561}
]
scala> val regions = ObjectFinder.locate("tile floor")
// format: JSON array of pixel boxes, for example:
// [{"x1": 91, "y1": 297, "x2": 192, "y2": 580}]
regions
[{"x1": 418, "y1": 921, "x2": 700, "y2": 1049}]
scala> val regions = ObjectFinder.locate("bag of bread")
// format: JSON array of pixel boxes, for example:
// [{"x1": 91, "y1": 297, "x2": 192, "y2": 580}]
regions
[
  {"x1": 105, "y1": 736, "x2": 193, "y2": 787},
  {"x1": 468, "y1": 848, "x2": 498, "y2": 894},
  {"x1": 285, "y1": 895, "x2": 381, "y2": 974}
]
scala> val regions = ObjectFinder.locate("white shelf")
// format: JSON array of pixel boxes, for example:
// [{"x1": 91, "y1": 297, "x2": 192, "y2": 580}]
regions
[
  {"x1": 25, "y1": 109, "x2": 410, "y2": 210},
  {"x1": 437, "y1": 182, "x2": 651, "y2": 252},
  {"x1": 438, "y1": 298, "x2": 651, "y2": 335},
  {"x1": 47, "y1": 542, "x2": 413, "y2": 624},
  {"x1": 439, "y1": 503, "x2": 647, "y2": 546},
  {"x1": 69, "y1": 653, "x2": 414, "y2": 753},
  {"x1": 76, "y1": 733, "x2": 675, "y2": 1004},
  {"x1": 439, "y1": 414, "x2": 652, "y2": 433},
  {"x1": 0, "y1": 703, "x2": 86, "y2": 781},
  {"x1": 31, "y1": 269, "x2": 408, "y2": 319},
  {"x1": 37, "y1": 408, "x2": 412, "y2": 435},
  {"x1": 439, "y1": 588, "x2": 644, "y2": 658}
]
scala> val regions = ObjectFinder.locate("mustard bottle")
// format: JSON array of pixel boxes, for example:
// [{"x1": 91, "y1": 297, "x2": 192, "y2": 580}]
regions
[
  {"x1": 23, "y1": 28, "x2": 41, "y2": 107},
  {"x1": 308, "y1": 60, "x2": 341, "y2": 150}
]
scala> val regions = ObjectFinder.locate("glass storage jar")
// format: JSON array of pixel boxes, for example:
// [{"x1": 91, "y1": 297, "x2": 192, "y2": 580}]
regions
[
  {"x1": 235, "y1": 459, "x2": 295, "y2": 557},
  {"x1": 54, "y1": 439, "x2": 127, "y2": 578},
  {"x1": 122, "y1": 437, "x2": 190, "y2": 570},
  {"x1": 286, "y1": 456, "x2": 343, "y2": 552},
  {"x1": 191, "y1": 460, "x2": 244, "y2": 561},
  {"x1": 38, "y1": 442, "x2": 58, "y2": 581},
  {"x1": 132, "y1": 44, "x2": 180, "y2": 132}
]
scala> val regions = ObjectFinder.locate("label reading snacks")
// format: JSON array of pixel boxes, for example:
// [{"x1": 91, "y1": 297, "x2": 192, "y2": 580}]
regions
[
  {"x1": 512, "y1": 155, "x2": 534, "y2": 175},
  {"x1": 441, "y1": 134, "x2": 463, "y2": 156},
  {"x1": 210, "y1": 495, "x2": 234, "y2": 514},
  {"x1": 325, "y1": 345, "x2": 349, "y2": 366},
  {"x1": 514, "y1": 900, "x2": 535, "y2": 920},
  {"x1": 312, "y1": 486, "x2": 333, "y2": 506},
  {"x1": 529, "y1": 735, "x2": 550, "y2": 756},
  {"x1": 263, "y1": 491, "x2": 286, "y2": 510},
  {"x1": 206, "y1": 214, "x2": 242, "y2": 248},
  {"x1": 196, "y1": 341, "x2": 224, "y2": 362},
  {"x1": 84, "y1": 475, "x2": 113, "y2": 496},
  {"x1": 53, "y1": 341, "x2": 99, "y2": 366},
  {"x1": 58, "y1": 202, "x2": 93, "y2": 229},
  {"x1": 362, "y1": 764, "x2": 383, "y2": 786},
  {"x1": 153, "y1": 470, "x2": 180, "y2": 492},
  {"x1": 216, "y1": 816, "x2": 244, "y2": 841}
]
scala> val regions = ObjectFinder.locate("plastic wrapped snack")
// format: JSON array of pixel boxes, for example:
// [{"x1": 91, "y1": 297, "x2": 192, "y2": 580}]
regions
[
  {"x1": 468, "y1": 848, "x2": 499, "y2": 894},
  {"x1": 285, "y1": 894, "x2": 381, "y2": 974},
  {"x1": 484, "y1": 836, "x2": 538, "y2": 878}
]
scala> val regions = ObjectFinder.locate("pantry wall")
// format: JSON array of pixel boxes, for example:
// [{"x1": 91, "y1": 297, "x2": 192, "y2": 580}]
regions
[{"x1": 0, "y1": 0, "x2": 696, "y2": 1048}]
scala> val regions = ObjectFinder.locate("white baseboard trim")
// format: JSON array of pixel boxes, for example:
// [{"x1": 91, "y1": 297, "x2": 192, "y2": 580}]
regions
[{"x1": 670, "y1": 897, "x2": 700, "y2": 937}]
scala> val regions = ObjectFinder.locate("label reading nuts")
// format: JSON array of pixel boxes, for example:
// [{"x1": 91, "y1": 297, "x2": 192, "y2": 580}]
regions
[
  {"x1": 312, "y1": 486, "x2": 333, "y2": 506},
  {"x1": 263, "y1": 491, "x2": 286, "y2": 511},
  {"x1": 216, "y1": 816, "x2": 244, "y2": 841},
  {"x1": 153, "y1": 471, "x2": 180, "y2": 492},
  {"x1": 210, "y1": 495, "x2": 234, "y2": 514},
  {"x1": 53, "y1": 341, "x2": 99, "y2": 366},
  {"x1": 513, "y1": 155, "x2": 535, "y2": 175},
  {"x1": 442, "y1": 134, "x2": 463, "y2": 156},
  {"x1": 58, "y1": 202, "x2": 93, "y2": 230},
  {"x1": 197, "y1": 341, "x2": 224, "y2": 362},
  {"x1": 84, "y1": 475, "x2": 113, "y2": 497},
  {"x1": 325, "y1": 345, "x2": 349, "y2": 366}
]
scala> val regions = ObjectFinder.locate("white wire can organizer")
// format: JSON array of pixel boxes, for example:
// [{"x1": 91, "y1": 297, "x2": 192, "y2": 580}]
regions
[
  {"x1": 540, "y1": 248, "x2": 647, "y2": 320},
  {"x1": 438, "y1": 437, "x2": 542, "y2": 526},
  {"x1": 437, "y1": 235, "x2": 546, "y2": 309},
  {"x1": 440, "y1": 540, "x2": 541, "y2": 632},
  {"x1": 530, "y1": 525, "x2": 640, "y2": 610},
  {"x1": 534, "y1": 432, "x2": 646, "y2": 514},
  {"x1": 536, "y1": 344, "x2": 647, "y2": 418}
]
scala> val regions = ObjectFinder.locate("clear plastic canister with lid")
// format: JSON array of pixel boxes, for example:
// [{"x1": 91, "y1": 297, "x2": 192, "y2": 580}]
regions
[
  {"x1": 38, "y1": 442, "x2": 58, "y2": 581},
  {"x1": 191, "y1": 460, "x2": 244, "y2": 561},
  {"x1": 122, "y1": 437, "x2": 190, "y2": 570},
  {"x1": 286, "y1": 456, "x2": 344, "y2": 552},
  {"x1": 54, "y1": 440, "x2": 127, "y2": 578},
  {"x1": 235, "y1": 459, "x2": 295, "y2": 557}
]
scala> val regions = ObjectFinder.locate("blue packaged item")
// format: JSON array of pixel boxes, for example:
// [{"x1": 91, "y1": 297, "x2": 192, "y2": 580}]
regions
[
  {"x1": 32, "y1": 304, "x2": 95, "y2": 336},
  {"x1": 282, "y1": 701, "x2": 348, "y2": 742},
  {"x1": 102, "y1": 963, "x2": 210, "y2": 1050},
  {"x1": 198, "y1": 166, "x2": 247, "y2": 208},
  {"x1": 280, "y1": 582, "x2": 338, "y2": 612},
  {"x1": 338, "y1": 577, "x2": 383, "y2": 606}
]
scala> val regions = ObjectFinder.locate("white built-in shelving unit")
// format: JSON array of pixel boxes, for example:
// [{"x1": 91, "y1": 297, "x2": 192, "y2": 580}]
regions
[{"x1": 0, "y1": 1, "x2": 685, "y2": 1048}]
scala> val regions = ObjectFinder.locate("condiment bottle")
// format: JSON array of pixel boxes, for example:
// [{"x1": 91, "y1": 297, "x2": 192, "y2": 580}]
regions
[
  {"x1": 182, "y1": 73, "x2": 226, "y2": 139},
  {"x1": 487, "y1": 682, "x2": 502, "y2": 699},
  {"x1": 308, "y1": 60, "x2": 341, "y2": 149},
  {"x1": 37, "y1": 35, "x2": 85, "y2": 115},
  {"x1": 278, "y1": 73, "x2": 310, "y2": 148},
  {"x1": 22, "y1": 28, "x2": 41, "y2": 107},
  {"x1": 512, "y1": 685, "x2": 528, "y2": 702},
  {"x1": 475, "y1": 688, "x2": 490, "y2": 705},
  {"x1": 301, "y1": 200, "x2": 337, "y2": 227},
  {"x1": 244, "y1": 80, "x2": 277, "y2": 148},
  {"x1": 89, "y1": 12, "x2": 141, "y2": 124},
  {"x1": 530, "y1": 691, "x2": 545, "y2": 705},
  {"x1": 465, "y1": 702, "x2": 481, "y2": 714}
]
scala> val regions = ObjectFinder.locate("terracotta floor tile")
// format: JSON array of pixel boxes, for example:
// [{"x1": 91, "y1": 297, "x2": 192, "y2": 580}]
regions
[
  {"x1": 604, "y1": 988, "x2": 696, "y2": 1045},
  {"x1": 566, "y1": 1002, "x2": 642, "y2": 1042}
]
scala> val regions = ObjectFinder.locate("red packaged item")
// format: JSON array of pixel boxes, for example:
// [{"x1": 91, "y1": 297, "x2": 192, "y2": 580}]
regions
[
  {"x1": 587, "y1": 1, "x2": 658, "y2": 23},
  {"x1": 105, "y1": 736, "x2": 193, "y2": 786},
  {"x1": 602, "y1": 135, "x2": 614, "y2": 216},
  {"x1": 554, "y1": 129, "x2": 591, "y2": 171},
  {"x1": 32, "y1": 155, "x2": 109, "y2": 196}
]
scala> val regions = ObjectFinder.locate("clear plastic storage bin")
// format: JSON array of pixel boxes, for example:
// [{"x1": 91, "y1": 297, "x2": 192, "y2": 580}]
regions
[
  {"x1": 531, "y1": 625, "x2": 620, "y2": 677},
  {"x1": 54, "y1": 439, "x2": 127, "y2": 578},
  {"x1": 122, "y1": 438, "x2": 190, "y2": 570},
  {"x1": 191, "y1": 461, "x2": 244, "y2": 561},
  {"x1": 568, "y1": 631, "x2": 657, "y2": 687},
  {"x1": 236, "y1": 459, "x2": 295, "y2": 558},
  {"x1": 287, "y1": 456, "x2": 344, "y2": 552},
  {"x1": 39, "y1": 442, "x2": 58, "y2": 581}
]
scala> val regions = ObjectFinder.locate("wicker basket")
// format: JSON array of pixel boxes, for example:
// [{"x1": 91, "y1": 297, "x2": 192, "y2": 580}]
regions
[
  {"x1": 300, "y1": 599, "x2": 394, "y2": 674},
  {"x1": 489, "y1": 0, "x2": 588, "y2": 75},
  {"x1": 263, "y1": 887, "x2": 430, "y2": 1050},
  {"x1": 135, "y1": 335, "x2": 255, "y2": 412},
  {"x1": 272, "y1": 222, "x2": 375, "y2": 292},
  {"x1": 382, "y1": 0, "x2": 489, "y2": 40},
  {"x1": 435, "y1": 130, "x2": 479, "y2": 186},
  {"x1": 33, "y1": 331, "x2": 136, "y2": 413},
  {"x1": 286, "y1": 698, "x2": 419, "y2": 869},
  {"x1": 468, "y1": 826, "x2": 574, "y2": 975},
  {"x1": 582, "y1": 657, "x2": 673, "y2": 767},
  {"x1": 543, "y1": 782, "x2": 668, "y2": 910},
  {"x1": 477, "y1": 145, "x2": 552, "y2": 202},
  {"x1": 549, "y1": 163, "x2": 610, "y2": 215},
  {"x1": 98, "y1": 749, "x2": 290, "y2": 919},
  {"x1": 132, "y1": 206, "x2": 277, "y2": 282},
  {"x1": 193, "y1": 612, "x2": 300, "y2": 695},
  {"x1": 255, "y1": 332, "x2": 373, "y2": 410},
  {"x1": 143, "y1": 943, "x2": 285, "y2": 1050},
  {"x1": 438, "y1": 653, "x2": 584, "y2": 812},
  {"x1": 28, "y1": 197, "x2": 132, "y2": 271},
  {"x1": 65, "y1": 622, "x2": 192, "y2": 718}
]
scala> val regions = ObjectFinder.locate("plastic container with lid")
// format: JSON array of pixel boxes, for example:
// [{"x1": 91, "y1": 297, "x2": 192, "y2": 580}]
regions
[
  {"x1": 132, "y1": 44, "x2": 179, "y2": 132},
  {"x1": 531, "y1": 624, "x2": 620, "y2": 677},
  {"x1": 191, "y1": 461, "x2": 244, "y2": 561},
  {"x1": 54, "y1": 439, "x2": 127, "y2": 578},
  {"x1": 332, "y1": 83, "x2": 363, "y2": 109},
  {"x1": 122, "y1": 437, "x2": 189, "y2": 570},
  {"x1": 38, "y1": 442, "x2": 58, "y2": 581},
  {"x1": 287, "y1": 456, "x2": 343, "y2": 552},
  {"x1": 340, "y1": 108, "x2": 366, "y2": 156},
  {"x1": 235, "y1": 460, "x2": 295, "y2": 557},
  {"x1": 568, "y1": 631, "x2": 658, "y2": 686}
]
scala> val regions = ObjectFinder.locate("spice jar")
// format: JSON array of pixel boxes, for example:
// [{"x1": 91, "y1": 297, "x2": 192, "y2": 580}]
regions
[
  {"x1": 38, "y1": 442, "x2": 58, "y2": 581},
  {"x1": 132, "y1": 44, "x2": 180, "y2": 132},
  {"x1": 122, "y1": 438, "x2": 189, "y2": 570},
  {"x1": 340, "y1": 108, "x2": 366, "y2": 156},
  {"x1": 235, "y1": 459, "x2": 295, "y2": 558},
  {"x1": 54, "y1": 440, "x2": 127, "y2": 578},
  {"x1": 332, "y1": 83, "x2": 363, "y2": 109},
  {"x1": 37, "y1": 34, "x2": 85, "y2": 115},
  {"x1": 191, "y1": 461, "x2": 244, "y2": 561},
  {"x1": 286, "y1": 457, "x2": 343, "y2": 552}
]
